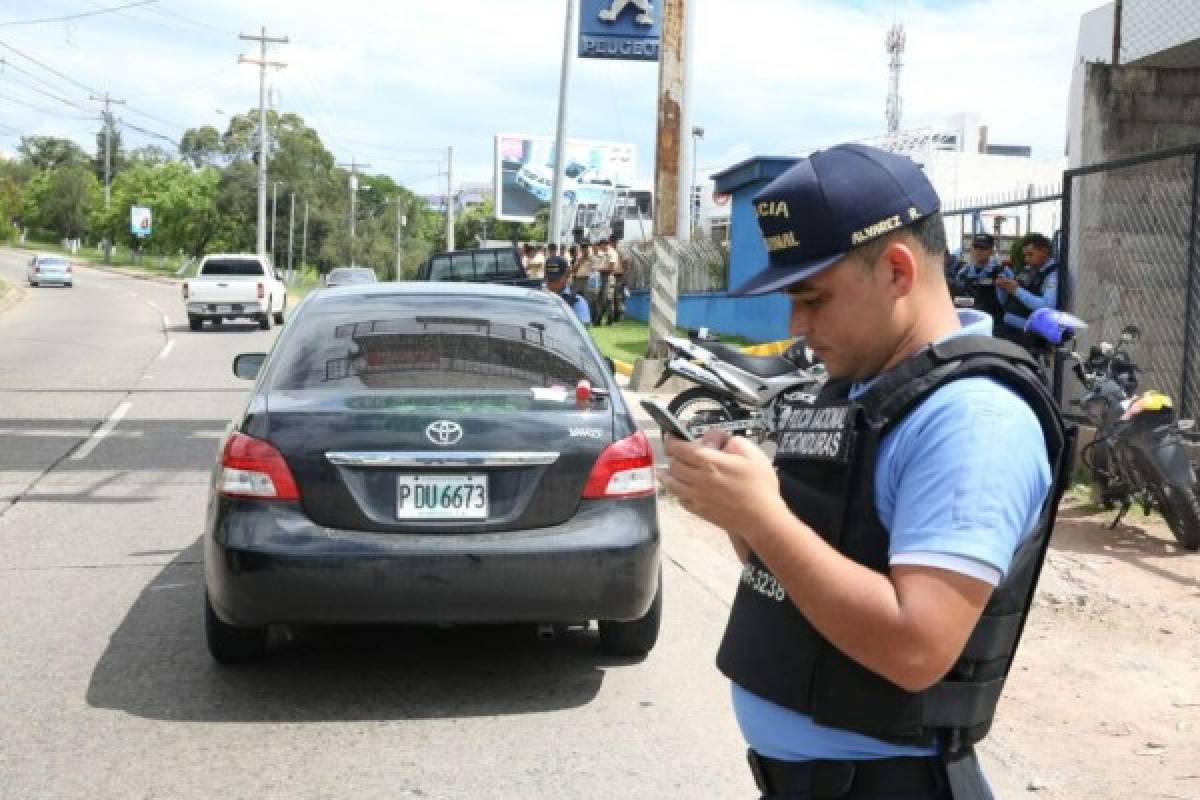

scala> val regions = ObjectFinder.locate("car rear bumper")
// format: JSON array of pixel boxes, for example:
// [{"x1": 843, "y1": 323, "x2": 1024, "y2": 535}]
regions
[
  {"x1": 205, "y1": 496, "x2": 660, "y2": 627},
  {"x1": 32, "y1": 274, "x2": 71, "y2": 284},
  {"x1": 187, "y1": 301, "x2": 268, "y2": 317}
]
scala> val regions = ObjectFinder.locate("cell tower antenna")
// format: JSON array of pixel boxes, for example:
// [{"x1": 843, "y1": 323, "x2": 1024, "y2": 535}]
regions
[{"x1": 885, "y1": 22, "x2": 905, "y2": 134}]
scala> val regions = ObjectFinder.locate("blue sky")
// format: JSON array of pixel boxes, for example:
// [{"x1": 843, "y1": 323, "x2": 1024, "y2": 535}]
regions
[{"x1": 0, "y1": 0, "x2": 1105, "y2": 196}]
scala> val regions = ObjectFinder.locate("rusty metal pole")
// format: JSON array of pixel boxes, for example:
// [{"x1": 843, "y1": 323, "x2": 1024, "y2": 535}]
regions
[{"x1": 645, "y1": 0, "x2": 687, "y2": 361}]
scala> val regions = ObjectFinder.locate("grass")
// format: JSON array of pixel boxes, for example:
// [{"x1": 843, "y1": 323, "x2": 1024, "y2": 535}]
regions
[
  {"x1": 11, "y1": 238, "x2": 188, "y2": 277},
  {"x1": 588, "y1": 318, "x2": 755, "y2": 365}
]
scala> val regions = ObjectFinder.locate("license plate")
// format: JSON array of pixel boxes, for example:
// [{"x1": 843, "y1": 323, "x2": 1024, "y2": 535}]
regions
[
  {"x1": 396, "y1": 474, "x2": 489, "y2": 520},
  {"x1": 216, "y1": 304, "x2": 232, "y2": 313}
]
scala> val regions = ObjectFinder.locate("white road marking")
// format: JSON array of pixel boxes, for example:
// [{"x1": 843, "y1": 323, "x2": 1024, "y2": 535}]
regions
[
  {"x1": 157, "y1": 340, "x2": 175, "y2": 360},
  {"x1": 69, "y1": 400, "x2": 132, "y2": 461}
]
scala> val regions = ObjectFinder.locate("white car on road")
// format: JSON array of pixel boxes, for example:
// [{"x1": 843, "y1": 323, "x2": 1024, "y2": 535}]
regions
[
  {"x1": 26, "y1": 253, "x2": 73, "y2": 287},
  {"x1": 182, "y1": 253, "x2": 287, "y2": 331}
]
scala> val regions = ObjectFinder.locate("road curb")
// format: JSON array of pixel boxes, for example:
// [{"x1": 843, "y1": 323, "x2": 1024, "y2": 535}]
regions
[{"x1": 76, "y1": 261, "x2": 182, "y2": 286}]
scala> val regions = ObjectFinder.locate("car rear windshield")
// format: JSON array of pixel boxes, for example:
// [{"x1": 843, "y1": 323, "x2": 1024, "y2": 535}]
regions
[
  {"x1": 200, "y1": 259, "x2": 266, "y2": 276},
  {"x1": 270, "y1": 293, "x2": 605, "y2": 400},
  {"x1": 427, "y1": 250, "x2": 522, "y2": 281},
  {"x1": 39, "y1": 257, "x2": 68, "y2": 267},
  {"x1": 329, "y1": 268, "x2": 376, "y2": 283}
]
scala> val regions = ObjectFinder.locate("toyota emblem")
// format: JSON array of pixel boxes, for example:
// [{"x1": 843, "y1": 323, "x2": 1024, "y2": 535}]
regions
[{"x1": 426, "y1": 420, "x2": 463, "y2": 446}]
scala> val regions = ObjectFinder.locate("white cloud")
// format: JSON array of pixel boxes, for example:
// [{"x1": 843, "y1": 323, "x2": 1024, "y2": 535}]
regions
[{"x1": 0, "y1": 0, "x2": 1102, "y2": 191}]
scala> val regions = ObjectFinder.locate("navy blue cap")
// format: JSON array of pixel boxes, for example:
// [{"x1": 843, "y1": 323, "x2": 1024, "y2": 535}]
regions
[
  {"x1": 544, "y1": 262, "x2": 569, "y2": 281},
  {"x1": 731, "y1": 143, "x2": 941, "y2": 296}
]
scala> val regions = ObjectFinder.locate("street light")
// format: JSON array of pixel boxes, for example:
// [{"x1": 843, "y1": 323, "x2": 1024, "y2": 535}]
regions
[{"x1": 690, "y1": 125, "x2": 705, "y2": 239}]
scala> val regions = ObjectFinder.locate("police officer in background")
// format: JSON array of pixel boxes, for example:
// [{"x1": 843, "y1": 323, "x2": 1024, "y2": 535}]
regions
[
  {"x1": 954, "y1": 233, "x2": 1012, "y2": 331},
  {"x1": 544, "y1": 260, "x2": 590, "y2": 326},
  {"x1": 997, "y1": 233, "x2": 1058, "y2": 342},
  {"x1": 662, "y1": 144, "x2": 1072, "y2": 799}
]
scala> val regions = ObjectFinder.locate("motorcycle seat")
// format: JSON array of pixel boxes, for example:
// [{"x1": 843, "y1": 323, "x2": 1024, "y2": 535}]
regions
[{"x1": 702, "y1": 341, "x2": 800, "y2": 378}]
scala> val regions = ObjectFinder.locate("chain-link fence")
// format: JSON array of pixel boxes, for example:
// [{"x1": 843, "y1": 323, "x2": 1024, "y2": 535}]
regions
[
  {"x1": 941, "y1": 186, "x2": 1062, "y2": 259},
  {"x1": 1062, "y1": 143, "x2": 1200, "y2": 417},
  {"x1": 619, "y1": 238, "x2": 729, "y2": 293},
  {"x1": 1116, "y1": 0, "x2": 1200, "y2": 68}
]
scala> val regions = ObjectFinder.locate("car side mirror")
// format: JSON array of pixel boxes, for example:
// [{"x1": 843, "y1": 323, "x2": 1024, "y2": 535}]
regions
[
  {"x1": 1120, "y1": 324, "x2": 1141, "y2": 343},
  {"x1": 232, "y1": 353, "x2": 267, "y2": 380}
]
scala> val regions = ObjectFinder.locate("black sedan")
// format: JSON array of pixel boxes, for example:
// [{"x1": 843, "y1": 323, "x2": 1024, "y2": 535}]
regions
[{"x1": 204, "y1": 282, "x2": 660, "y2": 662}]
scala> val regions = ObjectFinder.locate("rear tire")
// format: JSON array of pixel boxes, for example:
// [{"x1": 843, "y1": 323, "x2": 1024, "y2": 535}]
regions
[
  {"x1": 204, "y1": 592, "x2": 268, "y2": 664},
  {"x1": 258, "y1": 312, "x2": 271, "y2": 331},
  {"x1": 598, "y1": 570, "x2": 661, "y2": 656},
  {"x1": 273, "y1": 295, "x2": 286, "y2": 325},
  {"x1": 1155, "y1": 483, "x2": 1200, "y2": 551},
  {"x1": 188, "y1": 314, "x2": 202, "y2": 331},
  {"x1": 667, "y1": 387, "x2": 740, "y2": 440}
]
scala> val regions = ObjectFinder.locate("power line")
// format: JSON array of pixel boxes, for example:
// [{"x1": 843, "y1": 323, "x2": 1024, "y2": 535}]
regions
[
  {"x1": 0, "y1": 90, "x2": 98, "y2": 118},
  {"x1": 0, "y1": 0, "x2": 158, "y2": 27},
  {"x1": 0, "y1": 38, "x2": 100, "y2": 97},
  {"x1": 0, "y1": 63, "x2": 94, "y2": 112}
]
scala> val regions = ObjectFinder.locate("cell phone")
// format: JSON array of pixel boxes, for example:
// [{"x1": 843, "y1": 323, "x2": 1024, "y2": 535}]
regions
[{"x1": 640, "y1": 398, "x2": 695, "y2": 442}]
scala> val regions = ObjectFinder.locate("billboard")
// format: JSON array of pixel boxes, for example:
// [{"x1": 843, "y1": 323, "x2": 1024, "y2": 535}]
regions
[
  {"x1": 578, "y1": 0, "x2": 661, "y2": 61},
  {"x1": 130, "y1": 206, "x2": 152, "y2": 237},
  {"x1": 494, "y1": 134, "x2": 637, "y2": 224}
]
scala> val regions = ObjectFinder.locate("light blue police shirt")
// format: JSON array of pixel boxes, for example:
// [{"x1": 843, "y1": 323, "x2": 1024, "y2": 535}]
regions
[
  {"x1": 732, "y1": 309, "x2": 1053, "y2": 762},
  {"x1": 1002, "y1": 260, "x2": 1059, "y2": 332},
  {"x1": 956, "y1": 260, "x2": 1012, "y2": 306}
]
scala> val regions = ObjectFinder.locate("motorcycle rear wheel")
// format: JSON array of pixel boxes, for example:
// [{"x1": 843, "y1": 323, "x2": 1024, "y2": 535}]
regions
[
  {"x1": 1153, "y1": 483, "x2": 1200, "y2": 551},
  {"x1": 667, "y1": 387, "x2": 745, "y2": 441}
]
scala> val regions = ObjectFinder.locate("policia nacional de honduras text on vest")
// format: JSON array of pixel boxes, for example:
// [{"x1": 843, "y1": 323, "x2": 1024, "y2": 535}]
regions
[{"x1": 716, "y1": 335, "x2": 1074, "y2": 765}]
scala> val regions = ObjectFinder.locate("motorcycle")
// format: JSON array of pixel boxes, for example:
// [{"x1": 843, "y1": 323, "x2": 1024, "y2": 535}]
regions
[
  {"x1": 656, "y1": 331, "x2": 827, "y2": 443},
  {"x1": 1033, "y1": 312, "x2": 1200, "y2": 550}
]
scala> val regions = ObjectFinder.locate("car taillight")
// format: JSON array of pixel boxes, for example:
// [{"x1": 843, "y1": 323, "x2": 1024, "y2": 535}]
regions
[
  {"x1": 582, "y1": 431, "x2": 656, "y2": 499},
  {"x1": 218, "y1": 432, "x2": 299, "y2": 501},
  {"x1": 256, "y1": 282, "x2": 265, "y2": 299},
  {"x1": 182, "y1": 282, "x2": 189, "y2": 299}
]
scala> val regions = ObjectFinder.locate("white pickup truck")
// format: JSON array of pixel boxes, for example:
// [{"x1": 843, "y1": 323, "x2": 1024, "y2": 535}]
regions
[{"x1": 182, "y1": 253, "x2": 287, "y2": 331}]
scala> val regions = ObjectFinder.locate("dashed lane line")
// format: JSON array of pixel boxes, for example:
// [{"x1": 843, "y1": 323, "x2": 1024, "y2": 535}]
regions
[{"x1": 68, "y1": 400, "x2": 132, "y2": 461}]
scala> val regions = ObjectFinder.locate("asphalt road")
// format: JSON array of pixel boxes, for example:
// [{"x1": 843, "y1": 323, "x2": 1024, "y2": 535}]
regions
[{"x1": 0, "y1": 247, "x2": 750, "y2": 800}]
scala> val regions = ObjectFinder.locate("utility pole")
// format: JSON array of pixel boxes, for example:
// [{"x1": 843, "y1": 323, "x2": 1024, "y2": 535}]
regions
[
  {"x1": 395, "y1": 201, "x2": 406, "y2": 281},
  {"x1": 337, "y1": 158, "x2": 370, "y2": 265},
  {"x1": 548, "y1": 0, "x2": 577, "y2": 247},
  {"x1": 238, "y1": 26, "x2": 288, "y2": 258},
  {"x1": 89, "y1": 91, "x2": 125, "y2": 263},
  {"x1": 270, "y1": 180, "x2": 278, "y2": 264},
  {"x1": 445, "y1": 146, "x2": 455, "y2": 252},
  {"x1": 645, "y1": 0, "x2": 691, "y2": 360},
  {"x1": 287, "y1": 191, "x2": 295, "y2": 281},
  {"x1": 301, "y1": 198, "x2": 309, "y2": 272}
]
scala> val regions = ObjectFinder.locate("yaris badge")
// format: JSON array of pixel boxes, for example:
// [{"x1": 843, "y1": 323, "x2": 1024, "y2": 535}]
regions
[{"x1": 426, "y1": 420, "x2": 463, "y2": 446}]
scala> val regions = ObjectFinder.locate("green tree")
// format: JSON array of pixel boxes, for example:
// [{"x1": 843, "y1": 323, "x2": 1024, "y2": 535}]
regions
[
  {"x1": 93, "y1": 125, "x2": 127, "y2": 183},
  {"x1": 180, "y1": 125, "x2": 222, "y2": 169},
  {"x1": 17, "y1": 136, "x2": 89, "y2": 170},
  {"x1": 20, "y1": 166, "x2": 100, "y2": 238},
  {"x1": 90, "y1": 163, "x2": 220, "y2": 256},
  {"x1": 127, "y1": 145, "x2": 172, "y2": 167}
]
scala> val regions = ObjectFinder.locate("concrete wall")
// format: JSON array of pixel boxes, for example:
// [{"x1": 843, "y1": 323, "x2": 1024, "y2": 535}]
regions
[
  {"x1": 1066, "y1": 62, "x2": 1200, "y2": 415},
  {"x1": 1076, "y1": 63, "x2": 1200, "y2": 166}
]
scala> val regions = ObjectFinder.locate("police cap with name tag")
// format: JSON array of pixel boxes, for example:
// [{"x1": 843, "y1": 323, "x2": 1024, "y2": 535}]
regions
[{"x1": 732, "y1": 143, "x2": 941, "y2": 296}]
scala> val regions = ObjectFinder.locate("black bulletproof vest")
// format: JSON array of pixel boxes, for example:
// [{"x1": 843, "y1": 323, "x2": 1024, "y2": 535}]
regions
[
  {"x1": 716, "y1": 335, "x2": 1073, "y2": 751},
  {"x1": 964, "y1": 265, "x2": 1006, "y2": 325},
  {"x1": 1002, "y1": 261, "x2": 1057, "y2": 323}
]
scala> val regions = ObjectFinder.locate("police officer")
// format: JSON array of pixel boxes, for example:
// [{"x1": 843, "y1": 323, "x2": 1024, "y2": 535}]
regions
[
  {"x1": 955, "y1": 233, "x2": 1012, "y2": 330},
  {"x1": 662, "y1": 144, "x2": 1071, "y2": 799},
  {"x1": 997, "y1": 233, "x2": 1058, "y2": 340},
  {"x1": 544, "y1": 261, "x2": 590, "y2": 326}
]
